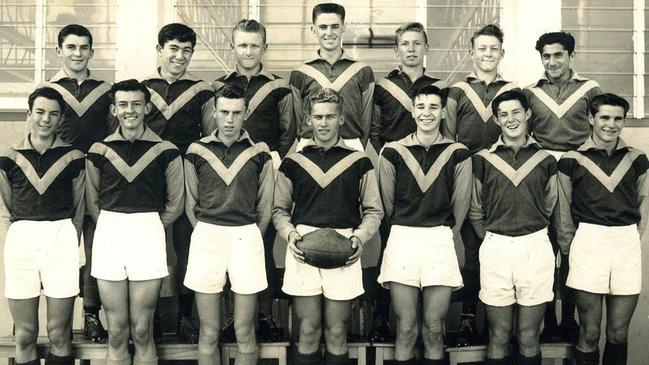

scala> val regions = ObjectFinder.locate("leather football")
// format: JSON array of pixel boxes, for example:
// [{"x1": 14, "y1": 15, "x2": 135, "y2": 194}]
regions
[{"x1": 297, "y1": 228, "x2": 355, "y2": 269}]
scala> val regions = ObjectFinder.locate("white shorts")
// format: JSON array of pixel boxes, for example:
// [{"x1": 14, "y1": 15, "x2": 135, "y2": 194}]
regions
[
  {"x1": 282, "y1": 225, "x2": 363, "y2": 301},
  {"x1": 567, "y1": 223, "x2": 642, "y2": 295},
  {"x1": 4, "y1": 219, "x2": 80, "y2": 299},
  {"x1": 378, "y1": 225, "x2": 463, "y2": 290},
  {"x1": 184, "y1": 222, "x2": 268, "y2": 294},
  {"x1": 91, "y1": 210, "x2": 168, "y2": 281},
  {"x1": 479, "y1": 228, "x2": 555, "y2": 307}
]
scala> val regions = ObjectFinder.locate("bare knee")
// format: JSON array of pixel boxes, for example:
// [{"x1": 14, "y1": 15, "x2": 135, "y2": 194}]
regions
[
  {"x1": 108, "y1": 323, "x2": 130, "y2": 349},
  {"x1": 517, "y1": 327, "x2": 540, "y2": 353},
  {"x1": 300, "y1": 318, "x2": 322, "y2": 347},
  {"x1": 395, "y1": 316, "x2": 418, "y2": 345},
  {"x1": 606, "y1": 325, "x2": 629, "y2": 345},
  {"x1": 130, "y1": 320, "x2": 153, "y2": 347},
  {"x1": 324, "y1": 320, "x2": 347, "y2": 348},
  {"x1": 422, "y1": 317, "x2": 444, "y2": 344},
  {"x1": 14, "y1": 326, "x2": 38, "y2": 350},
  {"x1": 46, "y1": 321, "x2": 71, "y2": 351},
  {"x1": 580, "y1": 322, "x2": 601, "y2": 348},
  {"x1": 489, "y1": 323, "x2": 512, "y2": 350},
  {"x1": 234, "y1": 318, "x2": 256, "y2": 345}
]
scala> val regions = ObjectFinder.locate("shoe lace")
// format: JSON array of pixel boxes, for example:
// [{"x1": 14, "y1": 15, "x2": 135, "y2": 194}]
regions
[{"x1": 85, "y1": 314, "x2": 105, "y2": 333}]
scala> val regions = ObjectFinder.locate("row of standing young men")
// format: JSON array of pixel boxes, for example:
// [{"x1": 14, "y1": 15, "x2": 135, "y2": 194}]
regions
[{"x1": 2, "y1": 3, "x2": 644, "y2": 365}]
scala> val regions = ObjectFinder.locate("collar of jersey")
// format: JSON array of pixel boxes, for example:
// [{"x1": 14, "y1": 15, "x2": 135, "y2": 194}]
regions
[
  {"x1": 224, "y1": 64, "x2": 275, "y2": 81},
  {"x1": 144, "y1": 68, "x2": 202, "y2": 82},
  {"x1": 105, "y1": 125, "x2": 162, "y2": 143},
  {"x1": 305, "y1": 49, "x2": 356, "y2": 64},
  {"x1": 199, "y1": 129, "x2": 255, "y2": 146},
  {"x1": 395, "y1": 133, "x2": 455, "y2": 147},
  {"x1": 487, "y1": 135, "x2": 541, "y2": 153},
  {"x1": 13, "y1": 134, "x2": 70, "y2": 151},
  {"x1": 578, "y1": 136, "x2": 629, "y2": 152},
  {"x1": 50, "y1": 68, "x2": 97, "y2": 83},
  {"x1": 301, "y1": 137, "x2": 357, "y2": 151},
  {"x1": 465, "y1": 72, "x2": 508, "y2": 83},
  {"x1": 535, "y1": 70, "x2": 589, "y2": 87}
]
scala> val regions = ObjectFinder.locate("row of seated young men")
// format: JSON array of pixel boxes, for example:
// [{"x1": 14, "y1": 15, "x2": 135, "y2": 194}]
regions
[{"x1": 2, "y1": 3, "x2": 642, "y2": 365}]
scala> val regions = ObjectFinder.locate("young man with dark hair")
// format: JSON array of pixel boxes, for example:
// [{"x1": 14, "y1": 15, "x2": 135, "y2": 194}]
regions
[
  {"x1": 87, "y1": 79, "x2": 184, "y2": 365},
  {"x1": 144, "y1": 22, "x2": 216, "y2": 343},
  {"x1": 368, "y1": 21, "x2": 449, "y2": 344},
  {"x1": 291, "y1": 3, "x2": 375, "y2": 158},
  {"x1": 40, "y1": 23, "x2": 113, "y2": 342},
  {"x1": 556, "y1": 93, "x2": 647, "y2": 365},
  {"x1": 212, "y1": 19, "x2": 295, "y2": 342},
  {"x1": 377, "y1": 85, "x2": 471, "y2": 365},
  {"x1": 1, "y1": 87, "x2": 85, "y2": 365},
  {"x1": 524, "y1": 31, "x2": 603, "y2": 343},
  {"x1": 273, "y1": 88, "x2": 383, "y2": 365},
  {"x1": 443, "y1": 24, "x2": 518, "y2": 346},
  {"x1": 470, "y1": 90, "x2": 558, "y2": 365},
  {"x1": 184, "y1": 84, "x2": 274, "y2": 365}
]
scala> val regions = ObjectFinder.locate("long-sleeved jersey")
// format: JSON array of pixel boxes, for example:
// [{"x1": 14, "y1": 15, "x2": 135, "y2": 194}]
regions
[
  {"x1": 184, "y1": 130, "x2": 274, "y2": 233},
  {"x1": 444, "y1": 73, "x2": 519, "y2": 154},
  {"x1": 273, "y1": 138, "x2": 383, "y2": 244},
  {"x1": 523, "y1": 71, "x2": 602, "y2": 151},
  {"x1": 290, "y1": 51, "x2": 374, "y2": 145},
  {"x1": 378, "y1": 133, "x2": 471, "y2": 228},
  {"x1": 0, "y1": 136, "x2": 85, "y2": 233},
  {"x1": 470, "y1": 136, "x2": 558, "y2": 237},
  {"x1": 142, "y1": 69, "x2": 215, "y2": 154},
  {"x1": 86, "y1": 126, "x2": 184, "y2": 227},
  {"x1": 556, "y1": 137, "x2": 649, "y2": 248},
  {"x1": 213, "y1": 66, "x2": 296, "y2": 158}
]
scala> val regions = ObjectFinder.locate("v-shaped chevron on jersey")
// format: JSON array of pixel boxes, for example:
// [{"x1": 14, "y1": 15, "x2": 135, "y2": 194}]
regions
[
  {"x1": 93, "y1": 143, "x2": 176, "y2": 183},
  {"x1": 12, "y1": 151, "x2": 84, "y2": 195},
  {"x1": 377, "y1": 78, "x2": 413, "y2": 112},
  {"x1": 187, "y1": 143, "x2": 267, "y2": 186},
  {"x1": 247, "y1": 79, "x2": 289, "y2": 116},
  {"x1": 389, "y1": 143, "x2": 464, "y2": 192},
  {"x1": 454, "y1": 82, "x2": 518, "y2": 122},
  {"x1": 527, "y1": 80, "x2": 599, "y2": 119},
  {"x1": 288, "y1": 151, "x2": 366, "y2": 188},
  {"x1": 477, "y1": 149, "x2": 549, "y2": 187},
  {"x1": 569, "y1": 151, "x2": 639, "y2": 193},
  {"x1": 296, "y1": 62, "x2": 368, "y2": 91},
  {"x1": 147, "y1": 82, "x2": 213, "y2": 120},
  {"x1": 40, "y1": 82, "x2": 111, "y2": 117}
]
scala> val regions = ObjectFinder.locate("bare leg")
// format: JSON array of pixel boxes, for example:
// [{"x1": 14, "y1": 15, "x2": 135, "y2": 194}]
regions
[
  {"x1": 234, "y1": 293, "x2": 259, "y2": 365},
  {"x1": 45, "y1": 297, "x2": 75, "y2": 357},
  {"x1": 294, "y1": 296, "x2": 322, "y2": 355},
  {"x1": 8, "y1": 297, "x2": 39, "y2": 363},
  {"x1": 129, "y1": 279, "x2": 163, "y2": 362},
  {"x1": 195, "y1": 292, "x2": 222, "y2": 365},
  {"x1": 388, "y1": 282, "x2": 419, "y2": 361},
  {"x1": 421, "y1": 286, "x2": 452, "y2": 360},
  {"x1": 98, "y1": 279, "x2": 130, "y2": 361},
  {"x1": 485, "y1": 304, "x2": 514, "y2": 359}
]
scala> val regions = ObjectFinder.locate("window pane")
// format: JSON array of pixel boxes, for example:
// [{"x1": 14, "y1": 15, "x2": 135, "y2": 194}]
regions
[
  {"x1": 175, "y1": 0, "x2": 249, "y2": 81},
  {"x1": 427, "y1": 0, "x2": 501, "y2": 84},
  {"x1": 562, "y1": 0, "x2": 634, "y2": 115},
  {"x1": 0, "y1": 1, "x2": 37, "y2": 98},
  {"x1": 43, "y1": 0, "x2": 117, "y2": 82}
]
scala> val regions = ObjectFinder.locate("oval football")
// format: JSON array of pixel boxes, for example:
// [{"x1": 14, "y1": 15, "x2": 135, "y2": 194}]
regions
[{"x1": 297, "y1": 228, "x2": 355, "y2": 269}]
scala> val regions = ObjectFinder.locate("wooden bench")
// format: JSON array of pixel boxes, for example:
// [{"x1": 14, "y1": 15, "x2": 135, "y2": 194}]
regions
[
  {"x1": 0, "y1": 334, "x2": 290, "y2": 365},
  {"x1": 373, "y1": 342, "x2": 575, "y2": 365}
]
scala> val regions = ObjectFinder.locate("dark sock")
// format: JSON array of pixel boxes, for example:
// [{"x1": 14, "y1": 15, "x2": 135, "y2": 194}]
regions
[
  {"x1": 394, "y1": 357, "x2": 416, "y2": 365},
  {"x1": 422, "y1": 359, "x2": 446, "y2": 365},
  {"x1": 484, "y1": 357, "x2": 513, "y2": 365},
  {"x1": 177, "y1": 293, "x2": 194, "y2": 318},
  {"x1": 461, "y1": 301, "x2": 476, "y2": 315},
  {"x1": 294, "y1": 350, "x2": 322, "y2": 365},
  {"x1": 45, "y1": 353, "x2": 74, "y2": 365},
  {"x1": 324, "y1": 351, "x2": 349, "y2": 365},
  {"x1": 84, "y1": 305, "x2": 99, "y2": 315},
  {"x1": 374, "y1": 298, "x2": 390, "y2": 318},
  {"x1": 543, "y1": 301, "x2": 558, "y2": 329},
  {"x1": 575, "y1": 348, "x2": 599, "y2": 365},
  {"x1": 17, "y1": 359, "x2": 41, "y2": 365},
  {"x1": 603, "y1": 342, "x2": 627, "y2": 365},
  {"x1": 515, "y1": 352, "x2": 541, "y2": 365}
]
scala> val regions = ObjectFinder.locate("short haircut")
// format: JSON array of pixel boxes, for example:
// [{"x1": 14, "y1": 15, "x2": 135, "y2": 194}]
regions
[
  {"x1": 28, "y1": 87, "x2": 66, "y2": 114},
  {"x1": 491, "y1": 90, "x2": 529, "y2": 115},
  {"x1": 110, "y1": 79, "x2": 151, "y2": 104},
  {"x1": 58, "y1": 24, "x2": 93, "y2": 48},
  {"x1": 412, "y1": 85, "x2": 449, "y2": 107},
  {"x1": 232, "y1": 19, "x2": 267, "y2": 44},
  {"x1": 470, "y1": 24, "x2": 503, "y2": 47},
  {"x1": 214, "y1": 84, "x2": 248, "y2": 108},
  {"x1": 158, "y1": 23, "x2": 197, "y2": 48},
  {"x1": 312, "y1": 3, "x2": 345, "y2": 23},
  {"x1": 535, "y1": 31, "x2": 575, "y2": 55},
  {"x1": 590, "y1": 93, "x2": 630, "y2": 118},
  {"x1": 307, "y1": 88, "x2": 343, "y2": 114},
  {"x1": 395, "y1": 22, "x2": 428, "y2": 46}
]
